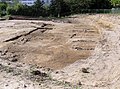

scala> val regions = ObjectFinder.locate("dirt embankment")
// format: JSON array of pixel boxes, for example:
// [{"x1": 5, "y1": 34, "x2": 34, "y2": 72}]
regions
[{"x1": 52, "y1": 14, "x2": 120, "y2": 89}]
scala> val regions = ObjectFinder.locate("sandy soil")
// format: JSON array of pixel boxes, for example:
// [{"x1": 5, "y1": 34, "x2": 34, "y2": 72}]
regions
[{"x1": 0, "y1": 14, "x2": 120, "y2": 89}]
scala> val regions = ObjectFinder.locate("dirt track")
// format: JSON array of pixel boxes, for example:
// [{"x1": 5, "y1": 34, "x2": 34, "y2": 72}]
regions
[{"x1": 0, "y1": 14, "x2": 120, "y2": 89}]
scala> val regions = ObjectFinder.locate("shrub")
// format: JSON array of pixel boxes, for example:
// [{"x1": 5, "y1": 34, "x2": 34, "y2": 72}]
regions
[
  {"x1": 0, "y1": 2, "x2": 7, "y2": 16},
  {"x1": 7, "y1": 6, "x2": 15, "y2": 15}
]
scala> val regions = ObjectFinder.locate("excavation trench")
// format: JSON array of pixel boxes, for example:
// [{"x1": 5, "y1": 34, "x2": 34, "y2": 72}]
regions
[{"x1": 0, "y1": 21, "x2": 100, "y2": 70}]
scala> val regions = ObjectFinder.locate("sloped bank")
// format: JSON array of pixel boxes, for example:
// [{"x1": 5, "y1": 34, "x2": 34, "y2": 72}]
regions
[{"x1": 51, "y1": 15, "x2": 120, "y2": 89}]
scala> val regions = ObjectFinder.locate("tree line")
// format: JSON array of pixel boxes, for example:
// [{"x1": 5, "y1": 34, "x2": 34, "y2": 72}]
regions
[{"x1": 0, "y1": 0, "x2": 120, "y2": 17}]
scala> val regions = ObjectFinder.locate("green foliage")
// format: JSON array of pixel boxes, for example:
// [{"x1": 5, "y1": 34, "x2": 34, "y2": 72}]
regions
[
  {"x1": 65, "y1": 0, "x2": 92, "y2": 14},
  {"x1": 1, "y1": 0, "x2": 116, "y2": 17},
  {"x1": 7, "y1": 4, "x2": 27, "y2": 16},
  {"x1": 7, "y1": 6, "x2": 15, "y2": 15},
  {"x1": 32, "y1": 0, "x2": 45, "y2": 16},
  {"x1": 66, "y1": 0, "x2": 112, "y2": 14},
  {"x1": 49, "y1": 0, "x2": 71, "y2": 17},
  {"x1": 7, "y1": 0, "x2": 46, "y2": 17},
  {"x1": 90, "y1": 0, "x2": 112, "y2": 9},
  {"x1": 0, "y1": 2, "x2": 7, "y2": 16},
  {"x1": 111, "y1": 0, "x2": 120, "y2": 7}
]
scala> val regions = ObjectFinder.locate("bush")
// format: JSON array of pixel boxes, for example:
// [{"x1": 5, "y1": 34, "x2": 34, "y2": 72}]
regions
[
  {"x1": 0, "y1": 2, "x2": 7, "y2": 16},
  {"x1": 49, "y1": 0, "x2": 71, "y2": 17},
  {"x1": 7, "y1": 6, "x2": 15, "y2": 15},
  {"x1": 2, "y1": 0, "x2": 115, "y2": 17},
  {"x1": 6, "y1": 0, "x2": 47, "y2": 17}
]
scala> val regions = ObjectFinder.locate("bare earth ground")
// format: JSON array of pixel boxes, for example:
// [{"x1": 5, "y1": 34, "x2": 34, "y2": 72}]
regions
[{"x1": 0, "y1": 14, "x2": 120, "y2": 89}]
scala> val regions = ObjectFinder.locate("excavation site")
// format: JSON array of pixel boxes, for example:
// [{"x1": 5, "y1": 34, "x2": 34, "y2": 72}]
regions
[{"x1": 0, "y1": 14, "x2": 120, "y2": 89}]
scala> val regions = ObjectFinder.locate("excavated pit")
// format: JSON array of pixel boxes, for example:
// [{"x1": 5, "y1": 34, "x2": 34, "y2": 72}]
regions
[
  {"x1": 1, "y1": 14, "x2": 120, "y2": 89},
  {"x1": 0, "y1": 20, "x2": 100, "y2": 70}
]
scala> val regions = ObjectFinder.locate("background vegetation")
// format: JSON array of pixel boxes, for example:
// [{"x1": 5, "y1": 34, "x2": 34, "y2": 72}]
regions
[{"x1": 0, "y1": 0, "x2": 120, "y2": 17}]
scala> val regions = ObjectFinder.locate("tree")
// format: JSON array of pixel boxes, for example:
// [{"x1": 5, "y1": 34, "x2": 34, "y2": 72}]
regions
[
  {"x1": 111, "y1": 0, "x2": 120, "y2": 7},
  {"x1": 32, "y1": 0, "x2": 45, "y2": 16},
  {"x1": 0, "y1": 2, "x2": 7, "y2": 16},
  {"x1": 50, "y1": 0, "x2": 70, "y2": 17},
  {"x1": 65, "y1": 0, "x2": 92, "y2": 13},
  {"x1": 90, "y1": 0, "x2": 112, "y2": 9}
]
